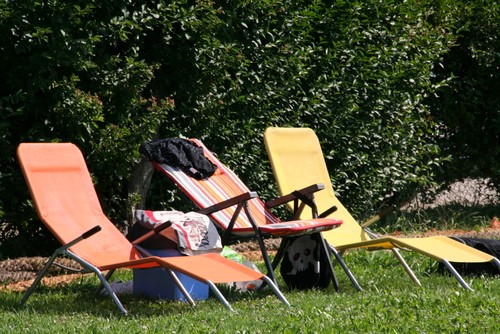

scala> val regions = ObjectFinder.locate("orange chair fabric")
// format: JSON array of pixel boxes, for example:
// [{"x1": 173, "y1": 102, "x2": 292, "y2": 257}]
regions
[{"x1": 17, "y1": 142, "x2": 289, "y2": 313}]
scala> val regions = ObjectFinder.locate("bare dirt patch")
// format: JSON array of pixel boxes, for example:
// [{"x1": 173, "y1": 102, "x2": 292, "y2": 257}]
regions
[{"x1": 1, "y1": 273, "x2": 92, "y2": 292}]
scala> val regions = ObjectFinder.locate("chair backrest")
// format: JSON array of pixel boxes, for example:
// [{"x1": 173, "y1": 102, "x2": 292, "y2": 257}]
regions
[
  {"x1": 153, "y1": 139, "x2": 282, "y2": 232},
  {"x1": 17, "y1": 143, "x2": 142, "y2": 267},
  {"x1": 264, "y1": 127, "x2": 371, "y2": 244}
]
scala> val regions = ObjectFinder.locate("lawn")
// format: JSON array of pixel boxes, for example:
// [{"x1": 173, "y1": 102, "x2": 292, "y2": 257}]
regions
[
  {"x1": 1, "y1": 203, "x2": 498, "y2": 333},
  {"x1": 1, "y1": 249, "x2": 498, "y2": 334}
]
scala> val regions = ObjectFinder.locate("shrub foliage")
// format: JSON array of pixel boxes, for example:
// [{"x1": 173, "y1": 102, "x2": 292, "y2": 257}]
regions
[{"x1": 0, "y1": 0, "x2": 497, "y2": 257}]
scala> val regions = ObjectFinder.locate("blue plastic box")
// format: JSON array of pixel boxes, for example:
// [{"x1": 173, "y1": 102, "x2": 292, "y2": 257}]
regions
[{"x1": 133, "y1": 249, "x2": 209, "y2": 301}]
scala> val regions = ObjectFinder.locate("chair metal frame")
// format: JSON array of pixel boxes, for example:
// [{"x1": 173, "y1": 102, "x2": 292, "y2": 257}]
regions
[
  {"x1": 17, "y1": 142, "x2": 290, "y2": 314},
  {"x1": 264, "y1": 127, "x2": 500, "y2": 291}
]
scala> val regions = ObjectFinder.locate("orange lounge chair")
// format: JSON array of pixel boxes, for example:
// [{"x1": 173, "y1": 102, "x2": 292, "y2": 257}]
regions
[
  {"x1": 17, "y1": 142, "x2": 289, "y2": 314},
  {"x1": 264, "y1": 127, "x2": 500, "y2": 290},
  {"x1": 144, "y1": 138, "x2": 345, "y2": 288}
]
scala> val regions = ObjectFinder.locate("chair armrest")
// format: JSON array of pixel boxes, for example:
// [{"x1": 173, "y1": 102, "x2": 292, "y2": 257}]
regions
[
  {"x1": 82, "y1": 225, "x2": 102, "y2": 239},
  {"x1": 265, "y1": 183, "x2": 324, "y2": 208},
  {"x1": 318, "y1": 205, "x2": 338, "y2": 218},
  {"x1": 197, "y1": 192, "x2": 260, "y2": 243},
  {"x1": 360, "y1": 205, "x2": 397, "y2": 228},
  {"x1": 197, "y1": 191, "x2": 259, "y2": 215},
  {"x1": 130, "y1": 221, "x2": 173, "y2": 245},
  {"x1": 59, "y1": 225, "x2": 102, "y2": 251}
]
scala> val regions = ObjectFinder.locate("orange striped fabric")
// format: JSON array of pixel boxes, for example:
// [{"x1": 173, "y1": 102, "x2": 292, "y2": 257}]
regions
[{"x1": 153, "y1": 139, "x2": 342, "y2": 237}]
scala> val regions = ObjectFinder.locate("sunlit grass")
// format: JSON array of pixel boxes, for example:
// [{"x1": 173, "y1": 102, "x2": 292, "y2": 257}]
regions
[{"x1": 1, "y1": 249, "x2": 498, "y2": 333}]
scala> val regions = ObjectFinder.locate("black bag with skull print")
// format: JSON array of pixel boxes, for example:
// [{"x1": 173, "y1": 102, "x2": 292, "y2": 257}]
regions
[{"x1": 279, "y1": 233, "x2": 332, "y2": 290}]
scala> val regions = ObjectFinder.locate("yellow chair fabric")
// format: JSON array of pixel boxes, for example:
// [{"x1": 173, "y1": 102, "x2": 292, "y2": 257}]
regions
[{"x1": 264, "y1": 127, "x2": 500, "y2": 290}]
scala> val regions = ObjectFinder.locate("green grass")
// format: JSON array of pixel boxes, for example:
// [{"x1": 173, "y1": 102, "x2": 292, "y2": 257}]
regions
[
  {"x1": 1, "y1": 206, "x2": 498, "y2": 333},
  {"x1": 1, "y1": 250, "x2": 498, "y2": 333}
]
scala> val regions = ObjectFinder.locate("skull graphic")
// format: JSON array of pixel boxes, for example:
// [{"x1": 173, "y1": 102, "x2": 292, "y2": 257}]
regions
[{"x1": 286, "y1": 235, "x2": 318, "y2": 275}]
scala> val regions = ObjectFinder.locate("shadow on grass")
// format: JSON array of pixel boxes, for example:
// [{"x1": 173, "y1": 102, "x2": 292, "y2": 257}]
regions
[
  {"x1": 0, "y1": 276, "x2": 291, "y2": 317},
  {"x1": 1, "y1": 251, "x2": 496, "y2": 317}
]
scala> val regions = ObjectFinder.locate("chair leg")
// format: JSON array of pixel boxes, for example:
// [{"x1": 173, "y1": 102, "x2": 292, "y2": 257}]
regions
[
  {"x1": 104, "y1": 269, "x2": 116, "y2": 281},
  {"x1": 317, "y1": 233, "x2": 340, "y2": 291},
  {"x1": 206, "y1": 281, "x2": 233, "y2": 311},
  {"x1": 440, "y1": 260, "x2": 473, "y2": 291},
  {"x1": 95, "y1": 269, "x2": 116, "y2": 296},
  {"x1": 272, "y1": 237, "x2": 291, "y2": 270},
  {"x1": 492, "y1": 258, "x2": 500, "y2": 273},
  {"x1": 391, "y1": 248, "x2": 421, "y2": 286},
  {"x1": 206, "y1": 277, "x2": 291, "y2": 311},
  {"x1": 20, "y1": 229, "x2": 100, "y2": 306},
  {"x1": 256, "y1": 235, "x2": 277, "y2": 284},
  {"x1": 20, "y1": 251, "x2": 59, "y2": 306},
  {"x1": 66, "y1": 252, "x2": 129, "y2": 315},
  {"x1": 20, "y1": 249, "x2": 130, "y2": 315},
  {"x1": 328, "y1": 245, "x2": 363, "y2": 291},
  {"x1": 163, "y1": 268, "x2": 196, "y2": 307},
  {"x1": 93, "y1": 269, "x2": 129, "y2": 315},
  {"x1": 135, "y1": 244, "x2": 196, "y2": 307},
  {"x1": 243, "y1": 205, "x2": 278, "y2": 284},
  {"x1": 261, "y1": 276, "x2": 291, "y2": 307}
]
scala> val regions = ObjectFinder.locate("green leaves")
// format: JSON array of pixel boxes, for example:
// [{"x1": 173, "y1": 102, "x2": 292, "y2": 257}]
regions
[
  {"x1": 430, "y1": 0, "x2": 500, "y2": 192},
  {"x1": 1, "y1": 0, "x2": 498, "y2": 257},
  {"x1": 131, "y1": 2, "x2": 432, "y2": 215}
]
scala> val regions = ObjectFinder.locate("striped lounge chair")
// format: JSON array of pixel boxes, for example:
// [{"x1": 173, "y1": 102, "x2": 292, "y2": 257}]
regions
[{"x1": 144, "y1": 138, "x2": 346, "y2": 288}]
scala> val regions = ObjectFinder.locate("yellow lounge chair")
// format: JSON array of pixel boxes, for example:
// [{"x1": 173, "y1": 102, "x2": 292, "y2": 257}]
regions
[{"x1": 264, "y1": 127, "x2": 500, "y2": 290}]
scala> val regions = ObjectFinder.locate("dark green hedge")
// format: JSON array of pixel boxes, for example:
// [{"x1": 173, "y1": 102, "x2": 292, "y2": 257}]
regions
[
  {"x1": 0, "y1": 0, "x2": 498, "y2": 257},
  {"x1": 430, "y1": 0, "x2": 500, "y2": 192}
]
